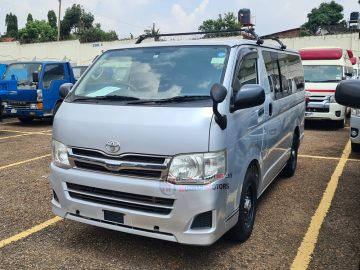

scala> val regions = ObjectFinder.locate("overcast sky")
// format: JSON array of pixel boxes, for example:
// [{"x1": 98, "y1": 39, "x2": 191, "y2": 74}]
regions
[{"x1": 0, "y1": 0, "x2": 359, "y2": 39}]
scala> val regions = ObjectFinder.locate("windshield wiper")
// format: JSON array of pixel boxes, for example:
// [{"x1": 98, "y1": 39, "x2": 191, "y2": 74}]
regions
[
  {"x1": 305, "y1": 79, "x2": 340, "y2": 83},
  {"x1": 72, "y1": 95, "x2": 141, "y2": 102},
  {"x1": 127, "y1": 95, "x2": 211, "y2": 105}
]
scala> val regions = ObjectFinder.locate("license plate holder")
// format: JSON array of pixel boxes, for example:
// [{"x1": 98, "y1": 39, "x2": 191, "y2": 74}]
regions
[{"x1": 103, "y1": 210, "x2": 124, "y2": 224}]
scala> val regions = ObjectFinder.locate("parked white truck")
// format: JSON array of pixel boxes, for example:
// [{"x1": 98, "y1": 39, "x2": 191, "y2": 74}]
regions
[{"x1": 300, "y1": 47, "x2": 353, "y2": 128}]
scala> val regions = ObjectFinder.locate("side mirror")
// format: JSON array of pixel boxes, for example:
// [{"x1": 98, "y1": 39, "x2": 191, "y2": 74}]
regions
[
  {"x1": 32, "y1": 72, "x2": 39, "y2": 83},
  {"x1": 335, "y1": 80, "x2": 360, "y2": 109},
  {"x1": 59, "y1": 83, "x2": 73, "y2": 99},
  {"x1": 345, "y1": 72, "x2": 353, "y2": 77},
  {"x1": 210, "y1": 83, "x2": 227, "y2": 130},
  {"x1": 233, "y1": 84, "x2": 266, "y2": 111}
]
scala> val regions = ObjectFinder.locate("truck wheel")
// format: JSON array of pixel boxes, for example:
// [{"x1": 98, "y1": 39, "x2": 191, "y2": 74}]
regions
[
  {"x1": 18, "y1": 117, "x2": 34, "y2": 124},
  {"x1": 351, "y1": 142, "x2": 360, "y2": 153},
  {"x1": 281, "y1": 132, "x2": 299, "y2": 178},
  {"x1": 227, "y1": 165, "x2": 257, "y2": 242}
]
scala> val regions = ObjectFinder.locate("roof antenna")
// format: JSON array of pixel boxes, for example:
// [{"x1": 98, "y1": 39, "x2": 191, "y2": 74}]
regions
[{"x1": 271, "y1": 37, "x2": 286, "y2": 50}]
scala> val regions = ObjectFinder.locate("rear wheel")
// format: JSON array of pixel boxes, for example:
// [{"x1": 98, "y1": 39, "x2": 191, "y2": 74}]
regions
[
  {"x1": 351, "y1": 142, "x2": 360, "y2": 153},
  {"x1": 18, "y1": 117, "x2": 34, "y2": 124},
  {"x1": 227, "y1": 165, "x2": 258, "y2": 242},
  {"x1": 281, "y1": 132, "x2": 299, "y2": 178}
]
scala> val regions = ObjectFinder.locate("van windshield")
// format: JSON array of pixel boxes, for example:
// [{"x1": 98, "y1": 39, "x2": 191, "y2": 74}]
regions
[
  {"x1": 69, "y1": 46, "x2": 229, "y2": 103},
  {"x1": 304, "y1": 65, "x2": 342, "y2": 83}
]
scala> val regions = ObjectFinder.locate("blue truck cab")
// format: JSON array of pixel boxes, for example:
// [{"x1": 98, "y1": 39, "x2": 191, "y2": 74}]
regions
[{"x1": 0, "y1": 61, "x2": 75, "y2": 123}]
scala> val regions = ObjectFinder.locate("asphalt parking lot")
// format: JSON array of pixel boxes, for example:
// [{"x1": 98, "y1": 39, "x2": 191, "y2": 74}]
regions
[{"x1": 0, "y1": 118, "x2": 359, "y2": 270}]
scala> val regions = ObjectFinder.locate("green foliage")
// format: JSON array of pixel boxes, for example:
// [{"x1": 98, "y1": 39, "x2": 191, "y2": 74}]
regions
[
  {"x1": 198, "y1": 12, "x2": 241, "y2": 37},
  {"x1": 5, "y1": 13, "x2": 18, "y2": 38},
  {"x1": 302, "y1": 1, "x2": 344, "y2": 34},
  {"x1": 18, "y1": 20, "x2": 57, "y2": 43},
  {"x1": 79, "y1": 23, "x2": 118, "y2": 43},
  {"x1": 47, "y1": 10, "x2": 57, "y2": 29},
  {"x1": 60, "y1": 4, "x2": 116, "y2": 42},
  {"x1": 27, "y1": 14, "x2": 33, "y2": 23}
]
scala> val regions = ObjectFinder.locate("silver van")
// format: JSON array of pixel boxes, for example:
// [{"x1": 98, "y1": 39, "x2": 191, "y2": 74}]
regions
[{"x1": 50, "y1": 37, "x2": 305, "y2": 245}]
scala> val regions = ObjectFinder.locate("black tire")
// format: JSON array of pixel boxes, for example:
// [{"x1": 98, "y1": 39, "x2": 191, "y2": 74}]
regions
[
  {"x1": 227, "y1": 165, "x2": 258, "y2": 242},
  {"x1": 351, "y1": 142, "x2": 360, "y2": 153},
  {"x1": 18, "y1": 117, "x2": 34, "y2": 124},
  {"x1": 336, "y1": 118, "x2": 345, "y2": 129},
  {"x1": 281, "y1": 132, "x2": 299, "y2": 178},
  {"x1": 53, "y1": 102, "x2": 62, "y2": 116}
]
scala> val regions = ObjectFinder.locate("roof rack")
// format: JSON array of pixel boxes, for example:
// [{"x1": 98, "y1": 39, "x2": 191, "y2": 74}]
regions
[
  {"x1": 135, "y1": 28, "x2": 264, "y2": 45},
  {"x1": 271, "y1": 36, "x2": 286, "y2": 50}
]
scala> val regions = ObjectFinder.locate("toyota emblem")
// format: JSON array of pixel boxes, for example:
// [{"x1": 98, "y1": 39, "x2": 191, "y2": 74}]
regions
[{"x1": 105, "y1": 140, "x2": 120, "y2": 153}]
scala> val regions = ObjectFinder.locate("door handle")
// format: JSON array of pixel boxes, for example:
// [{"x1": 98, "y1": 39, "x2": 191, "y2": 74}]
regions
[{"x1": 269, "y1": 103, "x2": 273, "y2": 116}]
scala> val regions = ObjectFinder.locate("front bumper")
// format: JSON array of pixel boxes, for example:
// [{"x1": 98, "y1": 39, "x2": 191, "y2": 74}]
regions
[
  {"x1": 3, "y1": 108, "x2": 44, "y2": 118},
  {"x1": 350, "y1": 116, "x2": 360, "y2": 144},
  {"x1": 50, "y1": 163, "x2": 231, "y2": 245},
  {"x1": 305, "y1": 102, "x2": 345, "y2": 121}
]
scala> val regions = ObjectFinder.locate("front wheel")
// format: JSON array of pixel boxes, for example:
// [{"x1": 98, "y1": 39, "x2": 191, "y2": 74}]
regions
[
  {"x1": 227, "y1": 165, "x2": 258, "y2": 242},
  {"x1": 18, "y1": 117, "x2": 34, "y2": 124}
]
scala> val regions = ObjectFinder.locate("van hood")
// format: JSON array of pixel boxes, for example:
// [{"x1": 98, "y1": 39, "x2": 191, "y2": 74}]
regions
[{"x1": 53, "y1": 102, "x2": 214, "y2": 156}]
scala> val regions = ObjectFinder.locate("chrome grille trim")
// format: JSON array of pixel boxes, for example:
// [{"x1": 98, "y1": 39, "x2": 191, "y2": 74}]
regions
[{"x1": 68, "y1": 148, "x2": 171, "y2": 180}]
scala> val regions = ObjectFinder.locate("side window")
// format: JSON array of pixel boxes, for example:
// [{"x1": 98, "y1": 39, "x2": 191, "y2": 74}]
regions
[
  {"x1": 262, "y1": 51, "x2": 281, "y2": 98},
  {"x1": 287, "y1": 54, "x2": 304, "y2": 93},
  {"x1": 234, "y1": 57, "x2": 258, "y2": 96},
  {"x1": 43, "y1": 64, "x2": 65, "y2": 89},
  {"x1": 278, "y1": 53, "x2": 290, "y2": 97}
]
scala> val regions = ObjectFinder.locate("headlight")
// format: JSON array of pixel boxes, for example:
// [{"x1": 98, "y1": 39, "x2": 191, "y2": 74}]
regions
[
  {"x1": 52, "y1": 140, "x2": 71, "y2": 168},
  {"x1": 352, "y1": 109, "x2": 360, "y2": 117},
  {"x1": 1, "y1": 102, "x2": 8, "y2": 108},
  {"x1": 37, "y1": 90, "x2": 43, "y2": 102},
  {"x1": 167, "y1": 150, "x2": 226, "y2": 185},
  {"x1": 29, "y1": 103, "x2": 37, "y2": 109},
  {"x1": 328, "y1": 95, "x2": 336, "y2": 103}
]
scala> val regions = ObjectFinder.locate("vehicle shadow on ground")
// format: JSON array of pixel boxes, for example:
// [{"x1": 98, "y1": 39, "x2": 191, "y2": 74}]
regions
[
  {"x1": 304, "y1": 119, "x2": 348, "y2": 131},
  {"x1": 1, "y1": 118, "x2": 53, "y2": 128}
]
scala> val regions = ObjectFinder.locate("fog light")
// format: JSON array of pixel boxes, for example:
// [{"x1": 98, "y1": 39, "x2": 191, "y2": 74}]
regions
[
  {"x1": 335, "y1": 111, "x2": 341, "y2": 117},
  {"x1": 351, "y1": 128, "x2": 359, "y2": 138}
]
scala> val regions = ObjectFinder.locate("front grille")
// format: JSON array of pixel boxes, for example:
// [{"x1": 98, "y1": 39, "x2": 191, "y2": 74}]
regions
[
  {"x1": 67, "y1": 183, "x2": 174, "y2": 215},
  {"x1": 74, "y1": 161, "x2": 162, "y2": 178},
  {"x1": 72, "y1": 148, "x2": 166, "y2": 164},
  {"x1": 306, "y1": 108, "x2": 330, "y2": 113},
  {"x1": 69, "y1": 148, "x2": 169, "y2": 180}
]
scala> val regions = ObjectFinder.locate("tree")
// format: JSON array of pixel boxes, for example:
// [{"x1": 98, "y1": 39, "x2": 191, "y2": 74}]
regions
[
  {"x1": 301, "y1": 1, "x2": 344, "y2": 35},
  {"x1": 27, "y1": 14, "x2": 33, "y2": 23},
  {"x1": 79, "y1": 23, "x2": 118, "y2": 43},
  {"x1": 47, "y1": 10, "x2": 57, "y2": 29},
  {"x1": 144, "y1": 23, "x2": 160, "y2": 41},
  {"x1": 198, "y1": 12, "x2": 241, "y2": 37},
  {"x1": 18, "y1": 20, "x2": 57, "y2": 43},
  {"x1": 5, "y1": 13, "x2": 18, "y2": 38},
  {"x1": 60, "y1": 4, "x2": 115, "y2": 42}
]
